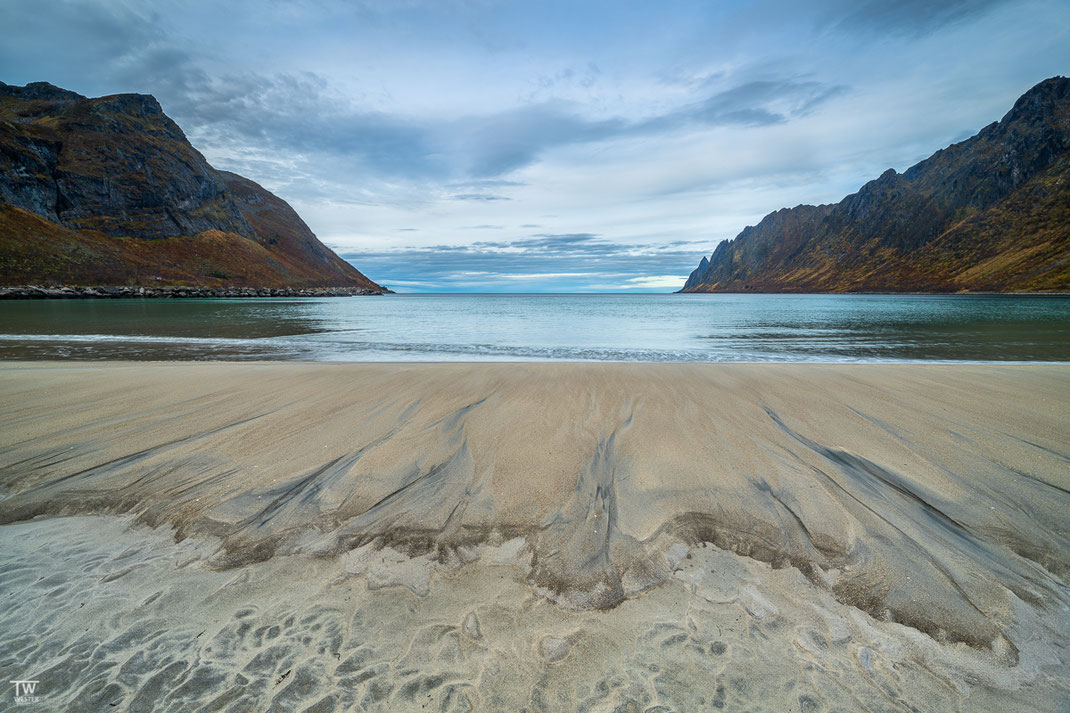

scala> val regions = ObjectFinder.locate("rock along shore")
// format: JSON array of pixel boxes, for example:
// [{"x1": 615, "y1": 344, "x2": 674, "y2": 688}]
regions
[{"x1": 0, "y1": 285, "x2": 389, "y2": 299}]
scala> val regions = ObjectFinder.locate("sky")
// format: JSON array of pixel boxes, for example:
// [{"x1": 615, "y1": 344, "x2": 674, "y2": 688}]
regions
[{"x1": 1, "y1": 1, "x2": 1068, "y2": 292}]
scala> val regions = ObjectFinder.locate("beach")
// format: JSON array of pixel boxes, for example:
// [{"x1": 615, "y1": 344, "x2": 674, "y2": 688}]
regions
[{"x1": 1, "y1": 362, "x2": 1068, "y2": 711}]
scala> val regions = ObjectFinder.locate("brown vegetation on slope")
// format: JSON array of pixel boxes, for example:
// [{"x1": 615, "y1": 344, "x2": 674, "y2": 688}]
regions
[{"x1": 0, "y1": 204, "x2": 377, "y2": 288}]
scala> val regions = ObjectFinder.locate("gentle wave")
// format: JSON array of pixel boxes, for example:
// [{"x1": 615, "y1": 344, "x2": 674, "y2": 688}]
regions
[
  {"x1": 2, "y1": 333, "x2": 1058, "y2": 364},
  {"x1": 2, "y1": 293, "x2": 1069, "y2": 362}
]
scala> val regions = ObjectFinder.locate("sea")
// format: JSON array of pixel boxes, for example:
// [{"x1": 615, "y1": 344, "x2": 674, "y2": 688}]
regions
[{"x1": 1, "y1": 293, "x2": 1069, "y2": 362}]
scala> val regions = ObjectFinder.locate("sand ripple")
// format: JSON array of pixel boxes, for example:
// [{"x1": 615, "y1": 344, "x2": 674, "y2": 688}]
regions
[{"x1": 1, "y1": 516, "x2": 1067, "y2": 712}]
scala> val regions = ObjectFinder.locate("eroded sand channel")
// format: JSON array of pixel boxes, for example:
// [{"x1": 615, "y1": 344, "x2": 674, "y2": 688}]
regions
[{"x1": 1, "y1": 362, "x2": 1068, "y2": 711}]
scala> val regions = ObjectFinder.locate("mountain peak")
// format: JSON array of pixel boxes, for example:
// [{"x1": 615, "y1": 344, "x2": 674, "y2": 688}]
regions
[
  {"x1": 1008, "y1": 75, "x2": 1069, "y2": 112},
  {"x1": 994, "y1": 76, "x2": 1069, "y2": 133},
  {"x1": 89, "y1": 92, "x2": 165, "y2": 118},
  {"x1": 0, "y1": 81, "x2": 85, "y2": 103}
]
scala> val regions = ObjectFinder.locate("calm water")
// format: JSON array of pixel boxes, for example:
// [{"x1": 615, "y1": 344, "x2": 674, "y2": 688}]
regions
[{"x1": 2, "y1": 293, "x2": 1070, "y2": 362}]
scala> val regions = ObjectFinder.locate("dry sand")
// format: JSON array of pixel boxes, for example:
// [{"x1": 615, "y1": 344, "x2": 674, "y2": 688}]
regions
[{"x1": 0, "y1": 362, "x2": 1067, "y2": 712}]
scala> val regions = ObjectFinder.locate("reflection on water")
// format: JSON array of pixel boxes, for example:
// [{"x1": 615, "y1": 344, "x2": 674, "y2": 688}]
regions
[{"x1": 1, "y1": 293, "x2": 1069, "y2": 362}]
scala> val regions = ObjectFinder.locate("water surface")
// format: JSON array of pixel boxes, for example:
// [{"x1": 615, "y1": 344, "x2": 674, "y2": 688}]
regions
[{"x1": 1, "y1": 293, "x2": 1069, "y2": 362}]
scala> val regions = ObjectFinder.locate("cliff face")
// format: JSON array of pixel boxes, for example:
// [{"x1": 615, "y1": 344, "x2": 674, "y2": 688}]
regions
[
  {"x1": 0, "y1": 81, "x2": 384, "y2": 290},
  {"x1": 681, "y1": 76, "x2": 1070, "y2": 293}
]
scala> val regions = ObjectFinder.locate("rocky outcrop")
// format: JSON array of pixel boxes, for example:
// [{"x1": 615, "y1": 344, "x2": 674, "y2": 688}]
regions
[
  {"x1": 0, "y1": 285, "x2": 384, "y2": 299},
  {"x1": 0, "y1": 81, "x2": 385, "y2": 291},
  {"x1": 681, "y1": 76, "x2": 1070, "y2": 293}
]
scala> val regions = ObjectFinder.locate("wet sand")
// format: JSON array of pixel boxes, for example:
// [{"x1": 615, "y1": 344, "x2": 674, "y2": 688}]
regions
[{"x1": 0, "y1": 362, "x2": 1068, "y2": 711}]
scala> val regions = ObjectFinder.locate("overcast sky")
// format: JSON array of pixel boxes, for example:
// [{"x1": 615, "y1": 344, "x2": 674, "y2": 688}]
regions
[{"x1": 2, "y1": 0, "x2": 1068, "y2": 291}]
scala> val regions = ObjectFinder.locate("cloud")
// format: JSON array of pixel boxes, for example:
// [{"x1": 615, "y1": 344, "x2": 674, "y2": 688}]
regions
[
  {"x1": 447, "y1": 179, "x2": 527, "y2": 189},
  {"x1": 455, "y1": 102, "x2": 627, "y2": 176},
  {"x1": 622, "y1": 275, "x2": 691, "y2": 289},
  {"x1": 451, "y1": 194, "x2": 512, "y2": 201},
  {"x1": 526, "y1": 233, "x2": 601, "y2": 247},
  {"x1": 0, "y1": 0, "x2": 851, "y2": 191},
  {"x1": 498, "y1": 272, "x2": 602, "y2": 280},
  {"x1": 442, "y1": 78, "x2": 847, "y2": 177},
  {"x1": 821, "y1": 0, "x2": 1009, "y2": 37},
  {"x1": 582, "y1": 274, "x2": 690, "y2": 290},
  {"x1": 109, "y1": 44, "x2": 844, "y2": 192},
  {"x1": 162, "y1": 70, "x2": 443, "y2": 183},
  {"x1": 175, "y1": 73, "x2": 840, "y2": 189},
  {"x1": 644, "y1": 79, "x2": 848, "y2": 130}
]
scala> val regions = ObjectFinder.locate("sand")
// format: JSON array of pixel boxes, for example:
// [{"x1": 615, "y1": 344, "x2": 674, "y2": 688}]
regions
[{"x1": 0, "y1": 362, "x2": 1068, "y2": 712}]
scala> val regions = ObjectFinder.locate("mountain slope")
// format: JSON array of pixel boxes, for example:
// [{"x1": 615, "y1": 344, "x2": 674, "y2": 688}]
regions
[
  {"x1": 681, "y1": 76, "x2": 1070, "y2": 293},
  {"x1": 0, "y1": 81, "x2": 383, "y2": 290}
]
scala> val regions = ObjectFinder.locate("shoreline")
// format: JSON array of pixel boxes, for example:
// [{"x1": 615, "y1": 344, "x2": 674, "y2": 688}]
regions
[
  {"x1": 676, "y1": 289, "x2": 1070, "y2": 296},
  {"x1": 5, "y1": 286, "x2": 1070, "y2": 299},
  {"x1": 1, "y1": 361, "x2": 1068, "y2": 710},
  {"x1": 4, "y1": 356, "x2": 1070, "y2": 364},
  {"x1": 0, "y1": 284, "x2": 390, "y2": 299}
]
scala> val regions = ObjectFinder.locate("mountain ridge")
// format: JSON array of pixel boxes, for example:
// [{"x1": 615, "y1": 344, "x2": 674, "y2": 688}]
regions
[
  {"x1": 680, "y1": 76, "x2": 1070, "y2": 293},
  {"x1": 0, "y1": 81, "x2": 385, "y2": 291}
]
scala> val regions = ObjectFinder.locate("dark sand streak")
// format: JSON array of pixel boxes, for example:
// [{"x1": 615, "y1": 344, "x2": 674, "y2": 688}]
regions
[{"x1": 0, "y1": 362, "x2": 1067, "y2": 701}]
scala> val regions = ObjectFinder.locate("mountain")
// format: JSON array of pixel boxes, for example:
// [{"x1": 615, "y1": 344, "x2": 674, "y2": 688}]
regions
[
  {"x1": 680, "y1": 77, "x2": 1070, "y2": 293},
  {"x1": 0, "y1": 81, "x2": 384, "y2": 291}
]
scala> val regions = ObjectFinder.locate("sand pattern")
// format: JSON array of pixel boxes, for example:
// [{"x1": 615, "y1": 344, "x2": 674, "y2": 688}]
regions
[{"x1": 1, "y1": 363, "x2": 1068, "y2": 711}]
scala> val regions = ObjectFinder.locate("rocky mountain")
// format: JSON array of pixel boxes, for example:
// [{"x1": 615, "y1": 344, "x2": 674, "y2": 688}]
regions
[
  {"x1": 0, "y1": 81, "x2": 384, "y2": 290},
  {"x1": 680, "y1": 76, "x2": 1070, "y2": 293}
]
